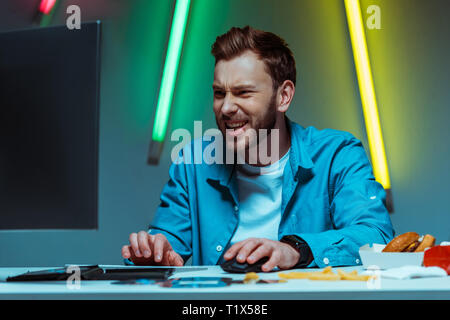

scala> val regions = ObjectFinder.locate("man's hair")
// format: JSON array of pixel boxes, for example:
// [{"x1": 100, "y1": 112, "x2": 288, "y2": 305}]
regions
[{"x1": 211, "y1": 26, "x2": 296, "y2": 90}]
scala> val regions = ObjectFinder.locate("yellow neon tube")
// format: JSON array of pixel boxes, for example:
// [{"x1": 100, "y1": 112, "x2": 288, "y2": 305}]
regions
[{"x1": 344, "y1": 0, "x2": 391, "y2": 190}]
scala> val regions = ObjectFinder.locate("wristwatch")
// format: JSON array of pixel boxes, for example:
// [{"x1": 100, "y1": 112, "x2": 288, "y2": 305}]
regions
[{"x1": 280, "y1": 235, "x2": 313, "y2": 268}]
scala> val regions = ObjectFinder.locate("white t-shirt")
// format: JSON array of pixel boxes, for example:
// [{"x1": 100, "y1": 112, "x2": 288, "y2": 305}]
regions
[{"x1": 230, "y1": 150, "x2": 290, "y2": 245}]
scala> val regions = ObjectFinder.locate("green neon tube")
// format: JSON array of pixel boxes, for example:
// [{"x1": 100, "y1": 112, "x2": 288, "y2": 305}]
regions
[{"x1": 151, "y1": 0, "x2": 191, "y2": 142}]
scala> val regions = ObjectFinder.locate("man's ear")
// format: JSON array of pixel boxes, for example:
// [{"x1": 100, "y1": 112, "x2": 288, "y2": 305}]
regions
[{"x1": 276, "y1": 80, "x2": 295, "y2": 113}]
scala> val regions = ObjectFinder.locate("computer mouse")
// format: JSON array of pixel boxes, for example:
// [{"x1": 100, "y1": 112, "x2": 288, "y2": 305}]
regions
[{"x1": 220, "y1": 256, "x2": 269, "y2": 273}]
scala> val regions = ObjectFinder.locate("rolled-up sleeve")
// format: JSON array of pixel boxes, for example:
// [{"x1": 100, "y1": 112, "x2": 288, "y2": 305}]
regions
[{"x1": 297, "y1": 136, "x2": 394, "y2": 268}]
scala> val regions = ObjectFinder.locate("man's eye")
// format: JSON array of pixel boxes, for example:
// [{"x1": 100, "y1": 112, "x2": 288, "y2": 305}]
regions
[
  {"x1": 214, "y1": 91, "x2": 225, "y2": 98},
  {"x1": 238, "y1": 90, "x2": 251, "y2": 95}
]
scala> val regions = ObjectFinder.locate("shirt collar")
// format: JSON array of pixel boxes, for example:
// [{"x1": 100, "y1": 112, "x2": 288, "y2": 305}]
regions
[
  {"x1": 206, "y1": 117, "x2": 315, "y2": 186},
  {"x1": 286, "y1": 117, "x2": 315, "y2": 172}
]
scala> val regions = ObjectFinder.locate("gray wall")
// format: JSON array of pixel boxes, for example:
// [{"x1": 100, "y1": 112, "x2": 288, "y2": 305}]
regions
[{"x1": 0, "y1": 0, "x2": 448, "y2": 266}]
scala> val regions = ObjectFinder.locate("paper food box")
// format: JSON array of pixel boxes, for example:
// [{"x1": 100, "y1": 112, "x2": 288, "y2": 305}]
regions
[{"x1": 359, "y1": 244, "x2": 424, "y2": 269}]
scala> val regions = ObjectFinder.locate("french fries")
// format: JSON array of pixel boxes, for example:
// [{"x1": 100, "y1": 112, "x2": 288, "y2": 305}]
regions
[
  {"x1": 337, "y1": 269, "x2": 372, "y2": 281},
  {"x1": 278, "y1": 266, "x2": 374, "y2": 282},
  {"x1": 307, "y1": 273, "x2": 341, "y2": 281},
  {"x1": 243, "y1": 272, "x2": 259, "y2": 284}
]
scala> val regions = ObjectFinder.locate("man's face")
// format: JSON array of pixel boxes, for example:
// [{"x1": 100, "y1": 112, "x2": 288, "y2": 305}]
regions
[{"x1": 213, "y1": 50, "x2": 277, "y2": 153}]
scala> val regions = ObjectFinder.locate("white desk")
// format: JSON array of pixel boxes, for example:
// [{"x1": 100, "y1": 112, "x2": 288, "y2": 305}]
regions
[{"x1": 0, "y1": 266, "x2": 449, "y2": 300}]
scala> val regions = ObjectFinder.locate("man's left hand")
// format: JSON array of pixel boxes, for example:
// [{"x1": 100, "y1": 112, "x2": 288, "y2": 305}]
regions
[{"x1": 223, "y1": 238, "x2": 300, "y2": 272}]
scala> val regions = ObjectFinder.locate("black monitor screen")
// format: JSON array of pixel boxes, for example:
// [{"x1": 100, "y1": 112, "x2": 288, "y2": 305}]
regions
[{"x1": 0, "y1": 22, "x2": 100, "y2": 229}]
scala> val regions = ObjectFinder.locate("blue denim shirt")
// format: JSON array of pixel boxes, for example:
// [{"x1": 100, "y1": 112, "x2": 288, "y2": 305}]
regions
[{"x1": 149, "y1": 119, "x2": 394, "y2": 268}]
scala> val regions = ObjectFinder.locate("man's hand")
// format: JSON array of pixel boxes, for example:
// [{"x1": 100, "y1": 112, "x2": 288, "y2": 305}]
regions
[
  {"x1": 121, "y1": 231, "x2": 184, "y2": 266},
  {"x1": 223, "y1": 238, "x2": 300, "y2": 272}
]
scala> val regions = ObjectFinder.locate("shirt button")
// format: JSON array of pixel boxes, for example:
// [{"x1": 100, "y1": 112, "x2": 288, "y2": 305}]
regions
[
  {"x1": 323, "y1": 257, "x2": 329, "y2": 265},
  {"x1": 234, "y1": 205, "x2": 239, "y2": 211},
  {"x1": 216, "y1": 245, "x2": 222, "y2": 252},
  {"x1": 355, "y1": 258, "x2": 360, "y2": 264}
]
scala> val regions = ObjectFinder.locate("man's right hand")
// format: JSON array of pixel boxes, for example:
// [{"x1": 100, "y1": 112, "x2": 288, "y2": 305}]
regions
[{"x1": 121, "y1": 231, "x2": 184, "y2": 266}]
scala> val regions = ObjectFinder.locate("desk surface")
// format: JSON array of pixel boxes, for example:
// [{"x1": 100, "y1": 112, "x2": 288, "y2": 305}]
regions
[{"x1": 1, "y1": 266, "x2": 449, "y2": 300}]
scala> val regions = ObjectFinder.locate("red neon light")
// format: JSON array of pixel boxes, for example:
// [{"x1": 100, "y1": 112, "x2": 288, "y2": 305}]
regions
[{"x1": 39, "y1": 0, "x2": 57, "y2": 15}]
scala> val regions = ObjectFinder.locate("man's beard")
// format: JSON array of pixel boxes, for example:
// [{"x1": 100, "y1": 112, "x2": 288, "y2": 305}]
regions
[
  {"x1": 251, "y1": 92, "x2": 277, "y2": 149},
  {"x1": 216, "y1": 91, "x2": 278, "y2": 155}
]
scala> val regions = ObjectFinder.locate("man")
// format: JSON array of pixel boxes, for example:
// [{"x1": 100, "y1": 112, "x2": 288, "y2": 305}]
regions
[{"x1": 122, "y1": 26, "x2": 394, "y2": 271}]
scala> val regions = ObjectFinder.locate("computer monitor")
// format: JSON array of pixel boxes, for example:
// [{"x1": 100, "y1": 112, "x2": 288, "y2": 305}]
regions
[{"x1": 0, "y1": 21, "x2": 101, "y2": 229}]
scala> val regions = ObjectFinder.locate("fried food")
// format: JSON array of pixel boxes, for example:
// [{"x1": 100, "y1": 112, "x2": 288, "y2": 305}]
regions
[
  {"x1": 337, "y1": 269, "x2": 372, "y2": 281},
  {"x1": 243, "y1": 272, "x2": 259, "y2": 283},
  {"x1": 307, "y1": 273, "x2": 341, "y2": 281},
  {"x1": 278, "y1": 267, "x2": 374, "y2": 281},
  {"x1": 382, "y1": 232, "x2": 436, "y2": 252},
  {"x1": 322, "y1": 266, "x2": 333, "y2": 274},
  {"x1": 382, "y1": 232, "x2": 420, "y2": 252},
  {"x1": 403, "y1": 240, "x2": 420, "y2": 252},
  {"x1": 278, "y1": 271, "x2": 314, "y2": 279},
  {"x1": 414, "y1": 234, "x2": 436, "y2": 252}
]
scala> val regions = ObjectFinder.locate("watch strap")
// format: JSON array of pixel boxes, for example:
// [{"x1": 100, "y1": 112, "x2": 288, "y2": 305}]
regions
[{"x1": 280, "y1": 235, "x2": 313, "y2": 268}]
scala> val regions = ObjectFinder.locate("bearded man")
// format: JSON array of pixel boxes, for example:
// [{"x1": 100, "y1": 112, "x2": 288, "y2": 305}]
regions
[{"x1": 122, "y1": 26, "x2": 394, "y2": 271}]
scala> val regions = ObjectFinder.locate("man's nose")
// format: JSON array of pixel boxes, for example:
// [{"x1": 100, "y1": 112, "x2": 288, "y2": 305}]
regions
[{"x1": 221, "y1": 92, "x2": 238, "y2": 116}]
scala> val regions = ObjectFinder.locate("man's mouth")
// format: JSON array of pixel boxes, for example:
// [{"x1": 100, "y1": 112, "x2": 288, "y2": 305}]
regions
[
  {"x1": 224, "y1": 120, "x2": 249, "y2": 137},
  {"x1": 225, "y1": 120, "x2": 248, "y2": 130}
]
